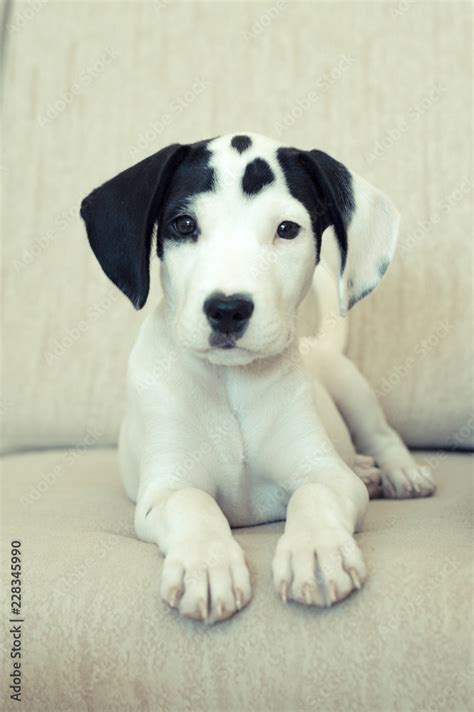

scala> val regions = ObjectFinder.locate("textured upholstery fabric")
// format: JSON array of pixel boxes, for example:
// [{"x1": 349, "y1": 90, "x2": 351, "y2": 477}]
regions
[
  {"x1": 2, "y1": 0, "x2": 473, "y2": 453},
  {"x1": 1, "y1": 448, "x2": 473, "y2": 711}
]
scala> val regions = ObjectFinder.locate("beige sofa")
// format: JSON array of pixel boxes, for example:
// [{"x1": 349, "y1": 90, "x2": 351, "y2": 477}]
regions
[{"x1": 1, "y1": 2, "x2": 472, "y2": 710}]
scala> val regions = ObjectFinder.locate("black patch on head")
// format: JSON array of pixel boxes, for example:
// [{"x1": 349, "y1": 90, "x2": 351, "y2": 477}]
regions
[
  {"x1": 231, "y1": 135, "x2": 252, "y2": 153},
  {"x1": 157, "y1": 140, "x2": 215, "y2": 257},
  {"x1": 242, "y1": 158, "x2": 275, "y2": 196},
  {"x1": 277, "y1": 147, "x2": 354, "y2": 266}
]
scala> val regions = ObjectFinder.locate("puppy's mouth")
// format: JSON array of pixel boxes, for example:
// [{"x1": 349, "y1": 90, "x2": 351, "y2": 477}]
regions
[{"x1": 209, "y1": 333, "x2": 237, "y2": 350}]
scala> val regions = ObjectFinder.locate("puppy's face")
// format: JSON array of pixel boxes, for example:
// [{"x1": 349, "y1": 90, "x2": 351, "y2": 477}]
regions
[
  {"x1": 81, "y1": 132, "x2": 399, "y2": 366},
  {"x1": 160, "y1": 135, "x2": 316, "y2": 365}
]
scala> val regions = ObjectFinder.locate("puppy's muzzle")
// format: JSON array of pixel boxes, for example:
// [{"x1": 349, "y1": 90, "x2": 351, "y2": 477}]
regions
[{"x1": 204, "y1": 292, "x2": 254, "y2": 344}]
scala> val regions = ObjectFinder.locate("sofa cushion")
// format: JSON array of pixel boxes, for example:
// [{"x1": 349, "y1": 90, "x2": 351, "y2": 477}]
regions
[{"x1": 1, "y1": 448, "x2": 472, "y2": 711}]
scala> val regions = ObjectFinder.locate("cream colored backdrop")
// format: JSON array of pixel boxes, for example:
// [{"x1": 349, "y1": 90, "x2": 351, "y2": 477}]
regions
[{"x1": 2, "y1": 0, "x2": 473, "y2": 453}]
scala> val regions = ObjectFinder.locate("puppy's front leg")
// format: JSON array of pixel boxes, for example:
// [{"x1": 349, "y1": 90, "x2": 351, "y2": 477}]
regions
[
  {"x1": 135, "y1": 485, "x2": 251, "y2": 624},
  {"x1": 273, "y1": 463, "x2": 369, "y2": 608}
]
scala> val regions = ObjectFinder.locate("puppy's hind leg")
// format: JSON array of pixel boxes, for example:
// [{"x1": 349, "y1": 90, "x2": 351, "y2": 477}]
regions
[
  {"x1": 353, "y1": 454, "x2": 383, "y2": 499},
  {"x1": 307, "y1": 361, "x2": 382, "y2": 498},
  {"x1": 313, "y1": 349, "x2": 436, "y2": 499}
]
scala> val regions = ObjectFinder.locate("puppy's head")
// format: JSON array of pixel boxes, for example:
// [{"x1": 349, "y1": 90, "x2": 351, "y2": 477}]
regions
[{"x1": 81, "y1": 132, "x2": 399, "y2": 366}]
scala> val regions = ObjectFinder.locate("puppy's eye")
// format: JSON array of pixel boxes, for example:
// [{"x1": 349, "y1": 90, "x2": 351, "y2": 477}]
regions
[
  {"x1": 173, "y1": 215, "x2": 197, "y2": 236},
  {"x1": 277, "y1": 221, "x2": 301, "y2": 240}
]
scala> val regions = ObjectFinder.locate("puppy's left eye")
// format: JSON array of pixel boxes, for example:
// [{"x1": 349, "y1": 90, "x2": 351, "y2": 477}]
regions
[
  {"x1": 173, "y1": 215, "x2": 197, "y2": 236},
  {"x1": 277, "y1": 221, "x2": 301, "y2": 240}
]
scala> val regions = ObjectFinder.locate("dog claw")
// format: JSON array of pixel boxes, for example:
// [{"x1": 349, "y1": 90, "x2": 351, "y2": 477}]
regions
[
  {"x1": 279, "y1": 581, "x2": 288, "y2": 604},
  {"x1": 234, "y1": 588, "x2": 243, "y2": 610},
  {"x1": 328, "y1": 582, "x2": 337, "y2": 604},
  {"x1": 348, "y1": 568, "x2": 361, "y2": 590},
  {"x1": 169, "y1": 586, "x2": 182, "y2": 608},
  {"x1": 302, "y1": 583, "x2": 313, "y2": 605},
  {"x1": 198, "y1": 599, "x2": 208, "y2": 621}
]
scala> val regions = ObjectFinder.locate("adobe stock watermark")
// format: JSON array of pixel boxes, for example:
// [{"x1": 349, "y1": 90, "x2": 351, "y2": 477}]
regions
[
  {"x1": 0, "y1": 394, "x2": 13, "y2": 418},
  {"x1": 365, "y1": 82, "x2": 447, "y2": 164},
  {"x1": 390, "y1": 0, "x2": 417, "y2": 19},
  {"x1": 37, "y1": 48, "x2": 119, "y2": 127},
  {"x1": 54, "y1": 535, "x2": 117, "y2": 597},
  {"x1": 399, "y1": 177, "x2": 473, "y2": 254},
  {"x1": 12, "y1": 204, "x2": 79, "y2": 274},
  {"x1": 375, "y1": 318, "x2": 454, "y2": 398},
  {"x1": 423, "y1": 415, "x2": 474, "y2": 472},
  {"x1": 19, "y1": 426, "x2": 104, "y2": 507},
  {"x1": 425, "y1": 672, "x2": 472, "y2": 712},
  {"x1": 44, "y1": 290, "x2": 120, "y2": 365},
  {"x1": 5, "y1": 0, "x2": 49, "y2": 35},
  {"x1": 129, "y1": 77, "x2": 209, "y2": 158},
  {"x1": 243, "y1": 0, "x2": 287, "y2": 42},
  {"x1": 273, "y1": 54, "x2": 355, "y2": 136},
  {"x1": 153, "y1": 0, "x2": 172, "y2": 11}
]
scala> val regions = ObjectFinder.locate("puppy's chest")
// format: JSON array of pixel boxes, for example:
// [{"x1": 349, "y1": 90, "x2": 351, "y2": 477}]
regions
[{"x1": 194, "y1": 378, "x2": 288, "y2": 526}]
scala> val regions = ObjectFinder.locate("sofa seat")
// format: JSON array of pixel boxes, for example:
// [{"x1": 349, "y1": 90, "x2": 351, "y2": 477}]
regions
[{"x1": 1, "y1": 448, "x2": 472, "y2": 712}]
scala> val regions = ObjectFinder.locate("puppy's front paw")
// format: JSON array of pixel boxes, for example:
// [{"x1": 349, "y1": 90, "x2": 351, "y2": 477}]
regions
[
  {"x1": 272, "y1": 529, "x2": 366, "y2": 608},
  {"x1": 160, "y1": 536, "x2": 251, "y2": 624},
  {"x1": 382, "y1": 464, "x2": 436, "y2": 499}
]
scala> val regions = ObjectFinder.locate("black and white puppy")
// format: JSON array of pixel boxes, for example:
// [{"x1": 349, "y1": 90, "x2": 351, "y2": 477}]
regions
[{"x1": 81, "y1": 132, "x2": 435, "y2": 624}]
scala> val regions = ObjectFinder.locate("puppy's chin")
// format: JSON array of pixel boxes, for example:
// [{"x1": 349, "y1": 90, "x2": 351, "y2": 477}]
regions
[
  {"x1": 205, "y1": 347, "x2": 258, "y2": 367},
  {"x1": 201, "y1": 328, "x2": 294, "y2": 366}
]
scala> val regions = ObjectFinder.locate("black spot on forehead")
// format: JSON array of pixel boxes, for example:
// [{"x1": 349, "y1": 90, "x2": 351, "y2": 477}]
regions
[
  {"x1": 231, "y1": 135, "x2": 252, "y2": 153},
  {"x1": 157, "y1": 140, "x2": 215, "y2": 257},
  {"x1": 242, "y1": 158, "x2": 275, "y2": 196}
]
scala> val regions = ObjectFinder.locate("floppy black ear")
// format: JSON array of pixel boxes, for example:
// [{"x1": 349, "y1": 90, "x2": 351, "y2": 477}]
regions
[
  {"x1": 80, "y1": 143, "x2": 185, "y2": 309},
  {"x1": 279, "y1": 148, "x2": 400, "y2": 315}
]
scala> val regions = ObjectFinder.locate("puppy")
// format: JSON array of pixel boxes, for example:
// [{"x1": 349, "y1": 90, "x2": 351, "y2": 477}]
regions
[{"x1": 81, "y1": 132, "x2": 435, "y2": 623}]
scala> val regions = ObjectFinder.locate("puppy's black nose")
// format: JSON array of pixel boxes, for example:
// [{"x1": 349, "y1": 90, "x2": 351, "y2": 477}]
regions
[{"x1": 204, "y1": 293, "x2": 254, "y2": 335}]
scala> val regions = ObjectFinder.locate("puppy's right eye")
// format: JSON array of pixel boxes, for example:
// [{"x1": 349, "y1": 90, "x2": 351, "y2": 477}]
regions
[
  {"x1": 173, "y1": 215, "x2": 197, "y2": 236},
  {"x1": 277, "y1": 221, "x2": 301, "y2": 240}
]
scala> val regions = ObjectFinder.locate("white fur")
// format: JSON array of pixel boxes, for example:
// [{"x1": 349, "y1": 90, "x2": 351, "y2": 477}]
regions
[
  {"x1": 119, "y1": 133, "x2": 435, "y2": 623},
  {"x1": 337, "y1": 172, "x2": 400, "y2": 315}
]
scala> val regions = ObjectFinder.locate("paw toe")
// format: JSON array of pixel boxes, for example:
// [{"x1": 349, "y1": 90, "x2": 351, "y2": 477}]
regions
[
  {"x1": 383, "y1": 465, "x2": 436, "y2": 499},
  {"x1": 161, "y1": 539, "x2": 251, "y2": 623},
  {"x1": 273, "y1": 532, "x2": 366, "y2": 609}
]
